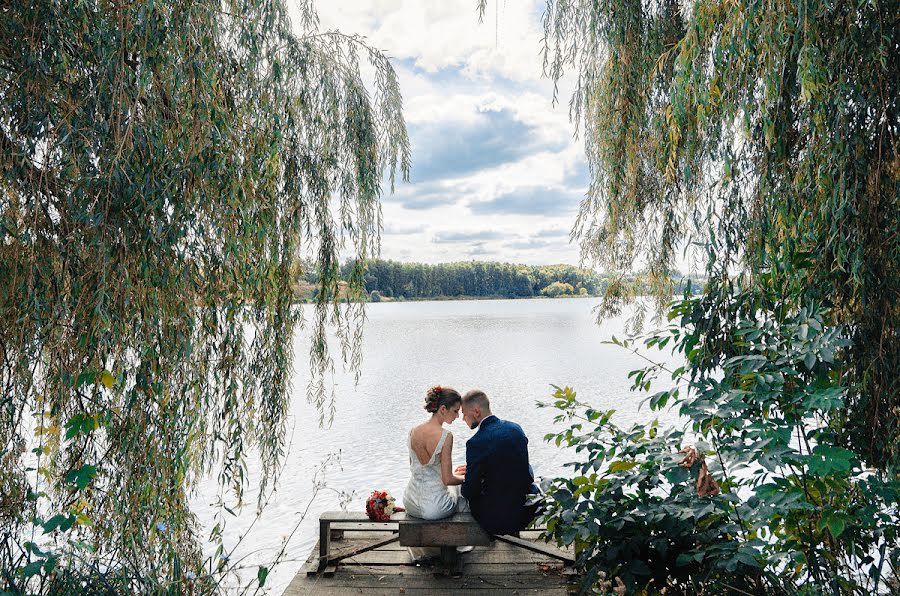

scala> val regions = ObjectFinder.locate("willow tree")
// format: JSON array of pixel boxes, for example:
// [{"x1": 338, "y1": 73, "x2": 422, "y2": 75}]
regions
[
  {"x1": 533, "y1": 0, "x2": 898, "y2": 469},
  {"x1": 0, "y1": 0, "x2": 408, "y2": 591}
]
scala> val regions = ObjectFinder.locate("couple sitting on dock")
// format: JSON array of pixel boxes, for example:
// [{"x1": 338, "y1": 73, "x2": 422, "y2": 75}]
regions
[{"x1": 403, "y1": 386, "x2": 540, "y2": 556}]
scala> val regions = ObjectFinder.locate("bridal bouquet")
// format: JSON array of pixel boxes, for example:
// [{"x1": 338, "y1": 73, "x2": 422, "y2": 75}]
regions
[{"x1": 365, "y1": 490, "x2": 404, "y2": 521}]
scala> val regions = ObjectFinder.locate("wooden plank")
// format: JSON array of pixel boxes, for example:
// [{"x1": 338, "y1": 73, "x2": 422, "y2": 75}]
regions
[
  {"x1": 367, "y1": 536, "x2": 559, "y2": 554},
  {"x1": 319, "y1": 512, "x2": 403, "y2": 568},
  {"x1": 331, "y1": 522, "x2": 401, "y2": 541},
  {"x1": 331, "y1": 521, "x2": 400, "y2": 532},
  {"x1": 438, "y1": 545, "x2": 461, "y2": 575},
  {"x1": 467, "y1": 562, "x2": 568, "y2": 575},
  {"x1": 309, "y1": 534, "x2": 561, "y2": 565},
  {"x1": 493, "y1": 534, "x2": 576, "y2": 564},
  {"x1": 518, "y1": 529, "x2": 548, "y2": 539},
  {"x1": 328, "y1": 533, "x2": 552, "y2": 551},
  {"x1": 301, "y1": 544, "x2": 336, "y2": 577},
  {"x1": 332, "y1": 562, "x2": 566, "y2": 575},
  {"x1": 318, "y1": 518, "x2": 331, "y2": 570},
  {"x1": 286, "y1": 586, "x2": 565, "y2": 596},
  {"x1": 287, "y1": 569, "x2": 570, "y2": 591},
  {"x1": 291, "y1": 530, "x2": 579, "y2": 595},
  {"x1": 399, "y1": 524, "x2": 491, "y2": 546},
  {"x1": 321, "y1": 549, "x2": 411, "y2": 566},
  {"x1": 328, "y1": 530, "x2": 408, "y2": 544},
  {"x1": 287, "y1": 572, "x2": 570, "y2": 592},
  {"x1": 399, "y1": 513, "x2": 491, "y2": 546},
  {"x1": 320, "y1": 512, "x2": 403, "y2": 549},
  {"x1": 304, "y1": 564, "x2": 335, "y2": 578},
  {"x1": 304, "y1": 562, "x2": 337, "y2": 577},
  {"x1": 334, "y1": 548, "x2": 557, "y2": 566},
  {"x1": 398, "y1": 511, "x2": 472, "y2": 525},
  {"x1": 320, "y1": 511, "x2": 545, "y2": 532},
  {"x1": 319, "y1": 511, "x2": 373, "y2": 522},
  {"x1": 320, "y1": 511, "x2": 406, "y2": 522},
  {"x1": 327, "y1": 533, "x2": 400, "y2": 565},
  {"x1": 287, "y1": 563, "x2": 574, "y2": 595},
  {"x1": 299, "y1": 544, "x2": 567, "y2": 568}
]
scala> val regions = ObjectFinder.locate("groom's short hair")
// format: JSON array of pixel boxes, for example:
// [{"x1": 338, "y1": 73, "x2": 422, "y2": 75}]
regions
[{"x1": 462, "y1": 389, "x2": 490, "y2": 412}]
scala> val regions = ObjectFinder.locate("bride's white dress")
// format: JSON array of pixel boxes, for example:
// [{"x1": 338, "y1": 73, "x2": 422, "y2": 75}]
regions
[{"x1": 403, "y1": 428, "x2": 466, "y2": 520}]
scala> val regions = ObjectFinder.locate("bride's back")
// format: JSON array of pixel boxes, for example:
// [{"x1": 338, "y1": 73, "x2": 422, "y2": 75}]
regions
[{"x1": 409, "y1": 422, "x2": 447, "y2": 466}]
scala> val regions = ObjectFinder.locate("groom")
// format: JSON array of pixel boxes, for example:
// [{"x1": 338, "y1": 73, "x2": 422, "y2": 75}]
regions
[{"x1": 456, "y1": 389, "x2": 540, "y2": 536}]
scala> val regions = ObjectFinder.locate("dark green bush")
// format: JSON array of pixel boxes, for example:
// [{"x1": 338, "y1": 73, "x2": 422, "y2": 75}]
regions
[{"x1": 540, "y1": 281, "x2": 899, "y2": 594}]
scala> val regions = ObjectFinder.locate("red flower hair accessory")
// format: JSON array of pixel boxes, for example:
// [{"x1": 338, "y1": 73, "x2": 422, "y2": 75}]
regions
[{"x1": 425, "y1": 386, "x2": 444, "y2": 412}]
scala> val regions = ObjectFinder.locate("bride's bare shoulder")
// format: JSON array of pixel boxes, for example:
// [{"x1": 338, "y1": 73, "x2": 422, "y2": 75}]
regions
[{"x1": 409, "y1": 422, "x2": 432, "y2": 442}]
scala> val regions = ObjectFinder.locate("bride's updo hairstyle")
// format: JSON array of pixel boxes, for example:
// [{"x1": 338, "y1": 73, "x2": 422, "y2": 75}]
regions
[{"x1": 424, "y1": 385, "x2": 461, "y2": 413}]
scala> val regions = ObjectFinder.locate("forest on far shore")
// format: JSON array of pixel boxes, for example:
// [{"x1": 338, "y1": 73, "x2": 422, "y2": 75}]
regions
[{"x1": 293, "y1": 259, "x2": 705, "y2": 302}]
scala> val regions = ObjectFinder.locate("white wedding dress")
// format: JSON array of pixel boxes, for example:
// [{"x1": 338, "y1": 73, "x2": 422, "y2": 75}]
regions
[
  {"x1": 403, "y1": 427, "x2": 460, "y2": 520},
  {"x1": 403, "y1": 427, "x2": 468, "y2": 560}
]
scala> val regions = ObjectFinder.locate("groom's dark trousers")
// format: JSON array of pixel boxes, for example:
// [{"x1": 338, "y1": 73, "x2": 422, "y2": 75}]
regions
[{"x1": 461, "y1": 416, "x2": 540, "y2": 536}]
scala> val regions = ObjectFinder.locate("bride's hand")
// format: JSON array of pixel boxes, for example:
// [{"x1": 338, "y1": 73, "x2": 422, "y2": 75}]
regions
[{"x1": 454, "y1": 464, "x2": 466, "y2": 476}]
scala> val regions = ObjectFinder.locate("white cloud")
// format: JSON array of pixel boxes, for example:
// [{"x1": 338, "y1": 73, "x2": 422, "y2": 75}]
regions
[
  {"x1": 306, "y1": 0, "x2": 588, "y2": 266},
  {"x1": 310, "y1": 0, "x2": 548, "y2": 83}
]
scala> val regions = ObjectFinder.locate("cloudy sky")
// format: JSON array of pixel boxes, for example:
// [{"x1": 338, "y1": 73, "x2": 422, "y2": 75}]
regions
[{"x1": 311, "y1": 0, "x2": 589, "y2": 265}]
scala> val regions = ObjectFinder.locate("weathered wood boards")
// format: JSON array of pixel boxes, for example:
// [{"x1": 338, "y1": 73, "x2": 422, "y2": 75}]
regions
[
  {"x1": 287, "y1": 530, "x2": 576, "y2": 595},
  {"x1": 319, "y1": 511, "x2": 492, "y2": 570},
  {"x1": 398, "y1": 512, "x2": 492, "y2": 547},
  {"x1": 493, "y1": 533, "x2": 575, "y2": 564},
  {"x1": 315, "y1": 510, "x2": 569, "y2": 576}
]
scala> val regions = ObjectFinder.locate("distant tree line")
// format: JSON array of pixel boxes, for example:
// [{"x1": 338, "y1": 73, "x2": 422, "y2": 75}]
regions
[{"x1": 295, "y1": 259, "x2": 704, "y2": 301}]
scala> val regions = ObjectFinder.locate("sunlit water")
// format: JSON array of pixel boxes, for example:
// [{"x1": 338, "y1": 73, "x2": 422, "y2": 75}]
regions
[{"x1": 190, "y1": 297, "x2": 684, "y2": 594}]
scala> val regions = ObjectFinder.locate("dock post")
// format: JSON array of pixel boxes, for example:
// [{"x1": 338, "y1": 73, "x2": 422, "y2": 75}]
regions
[
  {"x1": 438, "y1": 545, "x2": 461, "y2": 575},
  {"x1": 318, "y1": 518, "x2": 331, "y2": 570}
]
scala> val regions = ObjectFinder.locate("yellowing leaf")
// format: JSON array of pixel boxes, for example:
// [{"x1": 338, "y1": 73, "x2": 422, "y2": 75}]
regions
[
  {"x1": 608, "y1": 460, "x2": 638, "y2": 473},
  {"x1": 100, "y1": 370, "x2": 115, "y2": 389},
  {"x1": 35, "y1": 424, "x2": 60, "y2": 437}
]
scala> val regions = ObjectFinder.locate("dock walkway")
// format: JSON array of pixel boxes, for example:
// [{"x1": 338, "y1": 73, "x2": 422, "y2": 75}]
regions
[{"x1": 284, "y1": 529, "x2": 576, "y2": 594}]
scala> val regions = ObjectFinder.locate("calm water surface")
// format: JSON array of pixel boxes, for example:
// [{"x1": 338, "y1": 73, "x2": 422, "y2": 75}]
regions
[{"x1": 191, "y1": 298, "x2": 682, "y2": 593}]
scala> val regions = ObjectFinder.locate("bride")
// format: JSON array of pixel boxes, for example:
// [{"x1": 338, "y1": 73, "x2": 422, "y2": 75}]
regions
[{"x1": 403, "y1": 385, "x2": 468, "y2": 521}]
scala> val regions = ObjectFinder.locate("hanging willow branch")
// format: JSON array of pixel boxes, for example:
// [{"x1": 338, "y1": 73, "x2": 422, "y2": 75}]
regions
[
  {"x1": 0, "y1": 0, "x2": 408, "y2": 590},
  {"x1": 540, "y1": 0, "x2": 899, "y2": 470}
]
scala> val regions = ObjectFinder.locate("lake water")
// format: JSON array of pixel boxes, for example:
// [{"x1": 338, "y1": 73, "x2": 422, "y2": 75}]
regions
[{"x1": 191, "y1": 297, "x2": 683, "y2": 593}]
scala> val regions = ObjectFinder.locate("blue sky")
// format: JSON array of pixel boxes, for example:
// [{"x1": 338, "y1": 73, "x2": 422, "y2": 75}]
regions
[{"x1": 311, "y1": 0, "x2": 590, "y2": 265}]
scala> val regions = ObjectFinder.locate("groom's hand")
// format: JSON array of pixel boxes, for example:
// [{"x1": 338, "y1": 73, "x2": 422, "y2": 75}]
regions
[{"x1": 454, "y1": 464, "x2": 467, "y2": 475}]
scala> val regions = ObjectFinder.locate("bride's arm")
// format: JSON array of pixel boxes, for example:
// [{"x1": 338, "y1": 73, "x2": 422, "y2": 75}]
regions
[{"x1": 440, "y1": 434, "x2": 465, "y2": 486}]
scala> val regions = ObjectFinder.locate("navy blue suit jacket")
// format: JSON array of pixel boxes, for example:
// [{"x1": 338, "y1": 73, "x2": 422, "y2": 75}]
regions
[{"x1": 461, "y1": 416, "x2": 535, "y2": 535}]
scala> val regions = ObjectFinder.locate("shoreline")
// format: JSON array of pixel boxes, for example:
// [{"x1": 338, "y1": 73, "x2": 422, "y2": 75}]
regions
[
  {"x1": 292, "y1": 292, "x2": 701, "y2": 305},
  {"x1": 367, "y1": 294, "x2": 600, "y2": 303},
  {"x1": 292, "y1": 294, "x2": 603, "y2": 305}
]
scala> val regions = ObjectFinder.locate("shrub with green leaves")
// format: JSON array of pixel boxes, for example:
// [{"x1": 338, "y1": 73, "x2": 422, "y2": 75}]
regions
[{"x1": 540, "y1": 281, "x2": 899, "y2": 594}]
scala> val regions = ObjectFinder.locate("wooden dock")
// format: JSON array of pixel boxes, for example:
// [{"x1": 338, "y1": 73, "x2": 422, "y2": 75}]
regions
[{"x1": 283, "y1": 527, "x2": 577, "y2": 595}]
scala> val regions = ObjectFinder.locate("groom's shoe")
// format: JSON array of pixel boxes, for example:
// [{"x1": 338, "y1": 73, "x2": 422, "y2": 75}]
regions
[{"x1": 456, "y1": 546, "x2": 475, "y2": 553}]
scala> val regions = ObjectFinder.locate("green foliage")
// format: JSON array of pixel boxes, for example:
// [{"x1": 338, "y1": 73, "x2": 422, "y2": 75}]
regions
[
  {"x1": 540, "y1": 281, "x2": 576, "y2": 297},
  {"x1": 0, "y1": 0, "x2": 408, "y2": 591},
  {"x1": 540, "y1": 0, "x2": 899, "y2": 468},
  {"x1": 540, "y1": 282, "x2": 900, "y2": 593},
  {"x1": 305, "y1": 258, "x2": 703, "y2": 301},
  {"x1": 356, "y1": 260, "x2": 602, "y2": 299},
  {"x1": 256, "y1": 565, "x2": 269, "y2": 588},
  {"x1": 540, "y1": 393, "x2": 760, "y2": 591}
]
